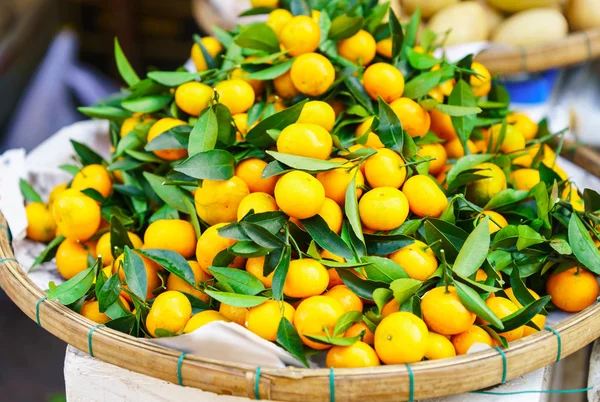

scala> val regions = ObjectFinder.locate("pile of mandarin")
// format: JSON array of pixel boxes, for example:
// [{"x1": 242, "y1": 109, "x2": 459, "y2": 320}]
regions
[{"x1": 23, "y1": 0, "x2": 600, "y2": 368}]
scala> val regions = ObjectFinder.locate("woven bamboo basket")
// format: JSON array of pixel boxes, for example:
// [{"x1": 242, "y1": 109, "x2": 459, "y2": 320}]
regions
[{"x1": 1, "y1": 211, "x2": 600, "y2": 400}]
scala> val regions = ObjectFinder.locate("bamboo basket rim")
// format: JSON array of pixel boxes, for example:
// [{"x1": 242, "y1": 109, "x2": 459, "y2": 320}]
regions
[
  {"x1": 474, "y1": 28, "x2": 600, "y2": 75},
  {"x1": 2, "y1": 213, "x2": 600, "y2": 400}
]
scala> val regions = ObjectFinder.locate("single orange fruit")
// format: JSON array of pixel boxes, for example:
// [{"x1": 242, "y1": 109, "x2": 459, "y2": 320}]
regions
[
  {"x1": 326, "y1": 341, "x2": 380, "y2": 368},
  {"x1": 191, "y1": 37, "x2": 223, "y2": 72},
  {"x1": 195, "y1": 176, "x2": 250, "y2": 225},
  {"x1": 219, "y1": 303, "x2": 248, "y2": 326},
  {"x1": 245, "y1": 300, "x2": 295, "y2": 341},
  {"x1": 374, "y1": 312, "x2": 429, "y2": 364},
  {"x1": 237, "y1": 192, "x2": 279, "y2": 221},
  {"x1": 25, "y1": 202, "x2": 57, "y2": 243},
  {"x1": 364, "y1": 148, "x2": 407, "y2": 189},
  {"x1": 345, "y1": 321, "x2": 375, "y2": 345},
  {"x1": 147, "y1": 118, "x2": 188, "y2": 161},
  {"x1": 547, "y1": 267, "x2": 599, "y2": 313},
  {"x1": 470, "y1": 62, "x2": 491, "y2": 97},
  {"x1": 144, "y1": 219, "x2": 197, "y2": 258},
  {"x1": 284, "y1": 258, "x2": 329, "y2": 298},
  {"x1": 429, "y1": 109, "x2": 457, "y2": 141},
  {"x1": 235, "y1": 158, "x2": 278, "y2": 195},
  {"x1": 337, "y1": 29, "x2": 377, "y2": 66},
  {"x1": 277, "y1": 123, "x2": 333, "y2": 160},
  {"x1": 481, "y1": 211, "x2": 508, "y2": 234},
  {"x1": 96, "y1": 230, "x2": 143, "y2": 266},
  {"x1": 418, "y1": 143, "x2": 448, "y2": 176},
  {"x1": 71, "y1": 164, "x2": 113, "y2": 198},
  {"x1": 465, "y1": 163, "x2": 507, "y2": 206},
  {"x1": 316, "y1": 158, "x2": 364, "y2": 205},
  {"x1": 52, "y1": 189, "x2": 101, "y2": 241},
  {"x1": 214, "y1": 79, "x2": 255, "y2": 115},
  {"x1": 508, "y1": 112, "x2": 538, "y2": 141},
  {"x1": 280, "y1": 15, "x2": 320, "y2": 56},
  {"x1": 403, "y1": 175, "x2": 448, "y2": 218},
  {"x1": 321, "y1": 249, "x2": 345, "y2": 288},
  {"x1": 146, "y1": 291, "x2": 192, "y2": 337},
  {"x1": 363, "y1": 63, "x2": 405, "y2": 102},
  {"x1": 290, "y1": 53, "x2": 335, "y2": 96},
  {"x1": 485, "y1": 124, "x2": 526, "y2": 154},
  {"x1": 81, "y1": 297, "x2": 131, "y2": 324},
  {"x1": 425, "y1": 331, "x2": 457, "y2": 360},
  {"x1": 504, "y1": 287, "x2": 546, "y2": 336},
  {"x1": 266, "y1": 8, "x2": 293, "y2": 38},
  {"x1": 358, "y1": 187, "x2": 409, "y2": 231},
  {"x1": 389, "y1": 240, "x2": 438, "y2": 281},
  {"x1": 421, "y1": 286, "x2": 476, "y2": 335},
  {"x1": 184, "y1": 310, "x2": 229, "y2": 333},
  {"x1": 376, "y1": 38, "x2": 392, "y2": 58},
  {"x1": 273, "y1": 70, "x2": 300, "y2": 99},
  {"x1": 355, "y1": 116, "x2": 384, "y2": 149},
  {"x1": 390, "y1": 97, "x2": 431, "y2": 138},
  {"x1": 274, "y1": 171, "x2": 325, "y2": 219},
  {"x1": 174, "y1": 82, "x2": 213, "y2": 116},
  {"x1": 56, "y1": 238, "x2": 97, "y2": 280},
  {"x1": 246, "y1": 256, "x2": 275, "y2": 288},
  {"x1": 325, "y1": 285, "x2": 363, "y2": 313},
  {"x1": 510, "y1": 169, "x2": 540, "y2": 191},
  {"x1": 481, "y1": 297, "x2": 524, "y2": 342},
  {"x1": 294, "y1": 295, "x2": 346, "y2": 349},
  {"x1": 444, "y1": 138, "x2": 477, "y2": 159},
  {"x1": 317, "y1": 197, "x2": 343, "y2": 234},
  {"x1": 296, "y1": 100, "x2": 336, "y2": 131},
  {"x1": 196, "y1": 223, "x2": 245, "y2": 275},
  {"x1": 451, "y1": 325, "x2": 493, "y2": 355}
]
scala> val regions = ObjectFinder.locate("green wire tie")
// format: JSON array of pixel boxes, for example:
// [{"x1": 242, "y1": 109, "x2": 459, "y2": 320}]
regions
[
  {"x1": 406, "y1": 363, "x2": 414, "y2": 402},
  {"x1": 87, "y1": 324, "x2": 104, "y2": 357},
  {"x1": 35, "y1": 295, "x2": 48, "y2": 327},
  {"x1": 329, "y1": 367, "x2": 335, "y2": 402},
  {"x1": 545, "y1": 326, "x2": 562, "y2": 363},
  {"x1": 493, "y1": 346, "x2": 507, "y2": 384},
  {"x1": 0, "y1": 258, "x2": 17, "y2": 264},
  {"x1": 177, "y1": 352, "x2": 187, "y2": 386},
  {"x1": 255, "y1": 366, "x2": 262, "y2": 400}
]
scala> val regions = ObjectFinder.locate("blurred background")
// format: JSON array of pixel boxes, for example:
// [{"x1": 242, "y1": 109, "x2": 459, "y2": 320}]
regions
[{"x1": 1, "y1": 0, "x2": 599, "y2": 400}]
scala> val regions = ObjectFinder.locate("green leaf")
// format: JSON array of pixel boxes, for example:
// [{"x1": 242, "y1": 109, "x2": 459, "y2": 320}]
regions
[
  {"x1": 403, "y1": 8, "x2": 420, "y2": 50},
  {"x1": 345, "y1": 177, "x2": 365, "y2": 248},
  {"x1": 229, "y1": 241, "x2": 272, "y2": 257},
  {"x1": 105, "y1": 315, "x2": 136, "y2": 334},
  {"x1": 403, "y1": 65, "x2": 453, "y2": 99},
  {"x1": 276, "y1": 317, "x2": 309, "y2": 367},
  {"x1": 304, "y1": 333, "x2": 360, "y2": 347},
  {"x1": 98, "y1": 273, "x2": 121, "y2": 312},
  {"x1": 78, "y1": 106, "x2": 132, "y2": 120},
  {"x1": 204, "y1": 290, "x2": 268, "y2": 307},
  {"x1": 373, "y1": 288, "x2": 393, "y2": 314},
  {"x1": 147, "y1": 71, "x2": 204, "y2": 87},
  {"x1": 301, "y1": 215, "x2": 354, "y2": 260},
  {"x1": 239, "y1": 6, "x2": 276, "y2": 16},
  {"x1": 143, "y1": 172, "x2": 189, "y2": 213},
  {"x1": 59, "y1": 164, "x2": 81, "y2": 176},
  {"x1": 406, "y1": 47, "x2": 440, "y2": 70},
  {"x1": 241, "y1": 222, "x2": 285, "y2": 249},
  {"x1": 390, "y1": 278, "x2": 422, "y2": 305},
  {"x1": 209, "y1": 266, "x2": 265, "y2": 295},
  {"x1": 423, "y1": 219, "x2": 468, "y2": 262},
  {"x1": 549, "y1": 236, "x2": 572, "y2": 255},
  {"x1": 345, "y1": 75, "x2": 374, "y2": 113},
  {"x1": 336, "y1": 269, "x2": 380, "y2": 300},
  {"x1": 121, "y1": 247, "x2": 148, "y2": 300},
  {"x1": 71, "y1": 140, "x2": 105, "y2": 165},
  {"x1": 266, "y1": 151, "x2": 344, "y2": 173},
  {"x1": 19, "y1": 179, "x2": 43, "y2": 203},
  {"x1": 532, "y1": 182, "x2": 550, "y2": 228},
  {"x1": 361, "y1": 256, "x2": 408, "y2": 283},
  {"x1": 110, "y1": 215, "x2": 134, "y2": 259},
  {"x1": 454, "y1": 281, "x2": 503, "y2": 330},
  {"x1": 452, "y1": 217, "x2": 490, "y2": 277},
  {"x1": 435, "y1": 104, "x2": 482, "y2": 117},
  {"x1": 290, "y1": 0, "x2": 311, "y2": 16},
  {"x1": 364, "y1": 233, "x2": 414, "y2": 255},
  {"x1": 509, "y1": 267, "x2": 536, "y2": 307},
  {"x1": 272, "y1": 245, "x2": 291, "y2": 301},
  {"x1": 389, "y1": 219, "x2": 424, "y2": 236},
  {"x1": 234, "y1": 23, "x2": 280, "y2": 54},
  {"x1": 47, "y1": 267, "x2": 95, "y2": 305},
  {"x1": 246, "y1": 100, "x2": 308, "y2": 148},
  {"x1": 174, "y1": 149, "x2": 236, "y2": 180},
  {"x1": 121, "y1": 94, "x2": 173, "y2": 113},
  {"x1": 246, "y1": 59, "x2": 294, "y2": 80},
  {"x1": 136, "y1": 248, "x2": 196, "y2": 286},
  {"x1": 583, "y1": 189, "x2": 600, "y2": 213},
  {"x1": 182, "y1": 292, "x2": 211, "y2": 314},
  {"x1": 189, "y1": 107, "x2": 218, "y2": 156},
  {"x1": 32, "y1": 235, "x2": 65, "y2": 267},
  {"x1": 149, "y1": 204, "x2": 179, "y2": 223},
  {"x1": 377, "y1": 98, "x2": 403, "y2": 152},
  {"x1": 364, "y1": 2, "x2": 390, "y2": 34},
  {"x1": 328, "y1": 15, "x2": 364, "y2": 41},
  {"x1": 516, "y1": 225, "x2": 545, "y2": 251},
  {"x1": 569, "y1": 213, "x2": 600, "y2": 274},
  {"x1": 448, "y1": 80, "x2": 477, "y2": 148},
  {"x1": 333, "y1": 311, "x2": 363, "y2": 336},
  {"x1": 485, "y1": 189, "x2": 530, "y2": 210},
  {"x1": 114, "y1": 38, "x2": 140, "y2": 86},
  {"x1": 446, "y1": 154, "x2": 493, "y2": 188},
  {"x1": 490, "y1": 296, "x2": 551, "y2": 333}
]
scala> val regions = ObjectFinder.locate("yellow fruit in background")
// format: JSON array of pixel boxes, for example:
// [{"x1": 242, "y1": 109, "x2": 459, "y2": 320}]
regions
[
  {"x1": 429, "y1": 109, "x2": 457, "y2": 141},
  {"x1": 511, "y1": 168, "x2": 541, "y2": 191},
  {"x1": 359, "y1": 187, "x2": 409, "y2": 231},
  {"x1": 245, "y1": 300, "x2": 295, "y2": 341},
  {"x1": 246, "y1": 256, "x2": 274, "y2": 288},
  {"x1": 363, "y1": 63, "x2": 405, "y2": 103},
  {"x1": 196, "y1": 223, "x2": 245, "y2": 275},
  {"x1": 266, "y1": 8, "x2": 293, "y2": 37},
  {"x1": 428, "y1": 2, "x2": 489, "y2": 45},
  {"x1": 184, "y1": 310, "x2": 229, "y2": 333},
  {"x1": 233, "y1": 113, "x2": 249, "y2": 141},
  {"x1": 402, "y1": 0, "x2": 459, "y2": 18},
  {"x1": 219, "y1": 303, "x2": 247, "y2": 326},
  {"x1": 445, "y1": 138, "x2": 477, "y2": 159},
  {"x1": 277, "y1": 123, "x2": 333, "y2": 160},
  {"x1": 280, "y1": 16, "x2": 321, "y2": 56},
  {"x1": 418, "y1": 143, "x2": 447, "y2": 176},
  {"x1": 374, "y1": 312, "x2": 429, "y2": 364},
  {"x1": 326, "y1": 341, "x2": 380, "y2": 368},
  {"x1": 273, "y1": 71, "x2": 300, "y2": 99},
  {"x1": 487, "y1": 0, "x2": 560, "y2": 13},
  {"x1": 71, "y1": 164, "x2": 113, "y2": 198},
  {"x1": 508, "y1": 113, "x2": 538, "y2": 141},
  {"x1": 120, "y1": 113, "x2": 156, "y2": 138},
  {"x1": 25, "y1": 202, "x2": 57, "y2": 242},
  {"x1": 316, "y1": 158, "x2": 363, "y2": 205},
  {"x1": 364, "y1": 148, "x2": 407, "y2": 189},
  {"x1": 482, "y1": 297, "x2": 524, "y2": 342},
  {"x1": 355, "y1": 116, "x2": 385, "y2": 149},
  {"x1": 337, "y1": 30, "x2": 377, "y2": 66},
  {"x1": 389, "y1": 240, "x2": 438, "y2": 281},
  {"x1": 567, "y1": 0, "x2": 600, "y2": 31},
  {"x1": 56, "y1": 238, "x2": 96, "y2": 280},
  {"x1": 52, "y1": 189, "x2": 101, "y2": 241},
  {"x1": 166, "y1": 261, "x2": 211, "y2": 303},
  {"x1": 191, "y1": 37, "x2": 223, "y2": 72},
  {"x1": 237, "y1": 192, "x2": 278, "y2": 221},
  {"x1": 195, "y1": 177, "x2": 250, "y2": 225},
  {"x1": 214, "y1": 79, "x2": 255, "y2": 115},
  {"x1": 284, "y1": 258, "x2": 329, "y2": 298},
  {"x1": 403, "y1": 175, "x2": 448, "y2": 218},
  {"x1": 290, "y1": 53, "x2": 335, "y2": 96},
  {"x1": 425, "y1": 331, "x2": 457, "y2": 360},
  {"x1": 274, "y1": 171, "x2": 325, "y2": 219},
  {"x1": 470, "y1": 62, "x2": 491, "y2": 98},
  {"x1": 235, "y1": 158, "x2": 278, "y2": 195},
  {"x1": 48, "y1": 183, "x2": 68, "y2": 208},
  {"x1": 297, "y1": 101, "x2": 336, "y2": 131},
  {"x1": 465, "y1": 163, "x2": 507, "y2": 206},
  {"x1": 144, "y1": 219, "x2": 197, "y2": 258},
  {"x1": 492, "y1": 8, "x2": 567, "y2": 47},
  {"x1": 485, "y1": 124, "x2": 526, "y2": 154},
  {"x1": 96, "y1": 231, "x2": 143, "y2": 266},
  {"x1": 376, "y1": 38, "x2": 392, "y2": 58},
  {"x1": 421, "y1": 286, "x2": 476, "y2": 335},
  {"x1": 294, "y1": 295, "x2": 345, "y2": 349},
  {"x1": 147, "y1": 118, "x2": 188, "y2": 161},
  {"x1": 174, "y1": 82, "x2": 213, "y2": 116},
  {"x1": 390, "y1": 98, "x2": 431, "y2": 138},
  {"x1": 482, "y1": 211, "x2": 508, "y2": 234},
  {"x1": 317, "y1": 197, "x2": 343, "y2": 234},
  {"x1": 147, "y1": 291, "x2": 193, "y2": 337},
  {"x1": 451, "y1": 325, "x2": 493, "y2": 355},
  {"x1": 231, "y1": 66, "x2": 265, "y2": 97},
  {"x1": 325, "y1": 285, "x2": 363, "y2": 313}
]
